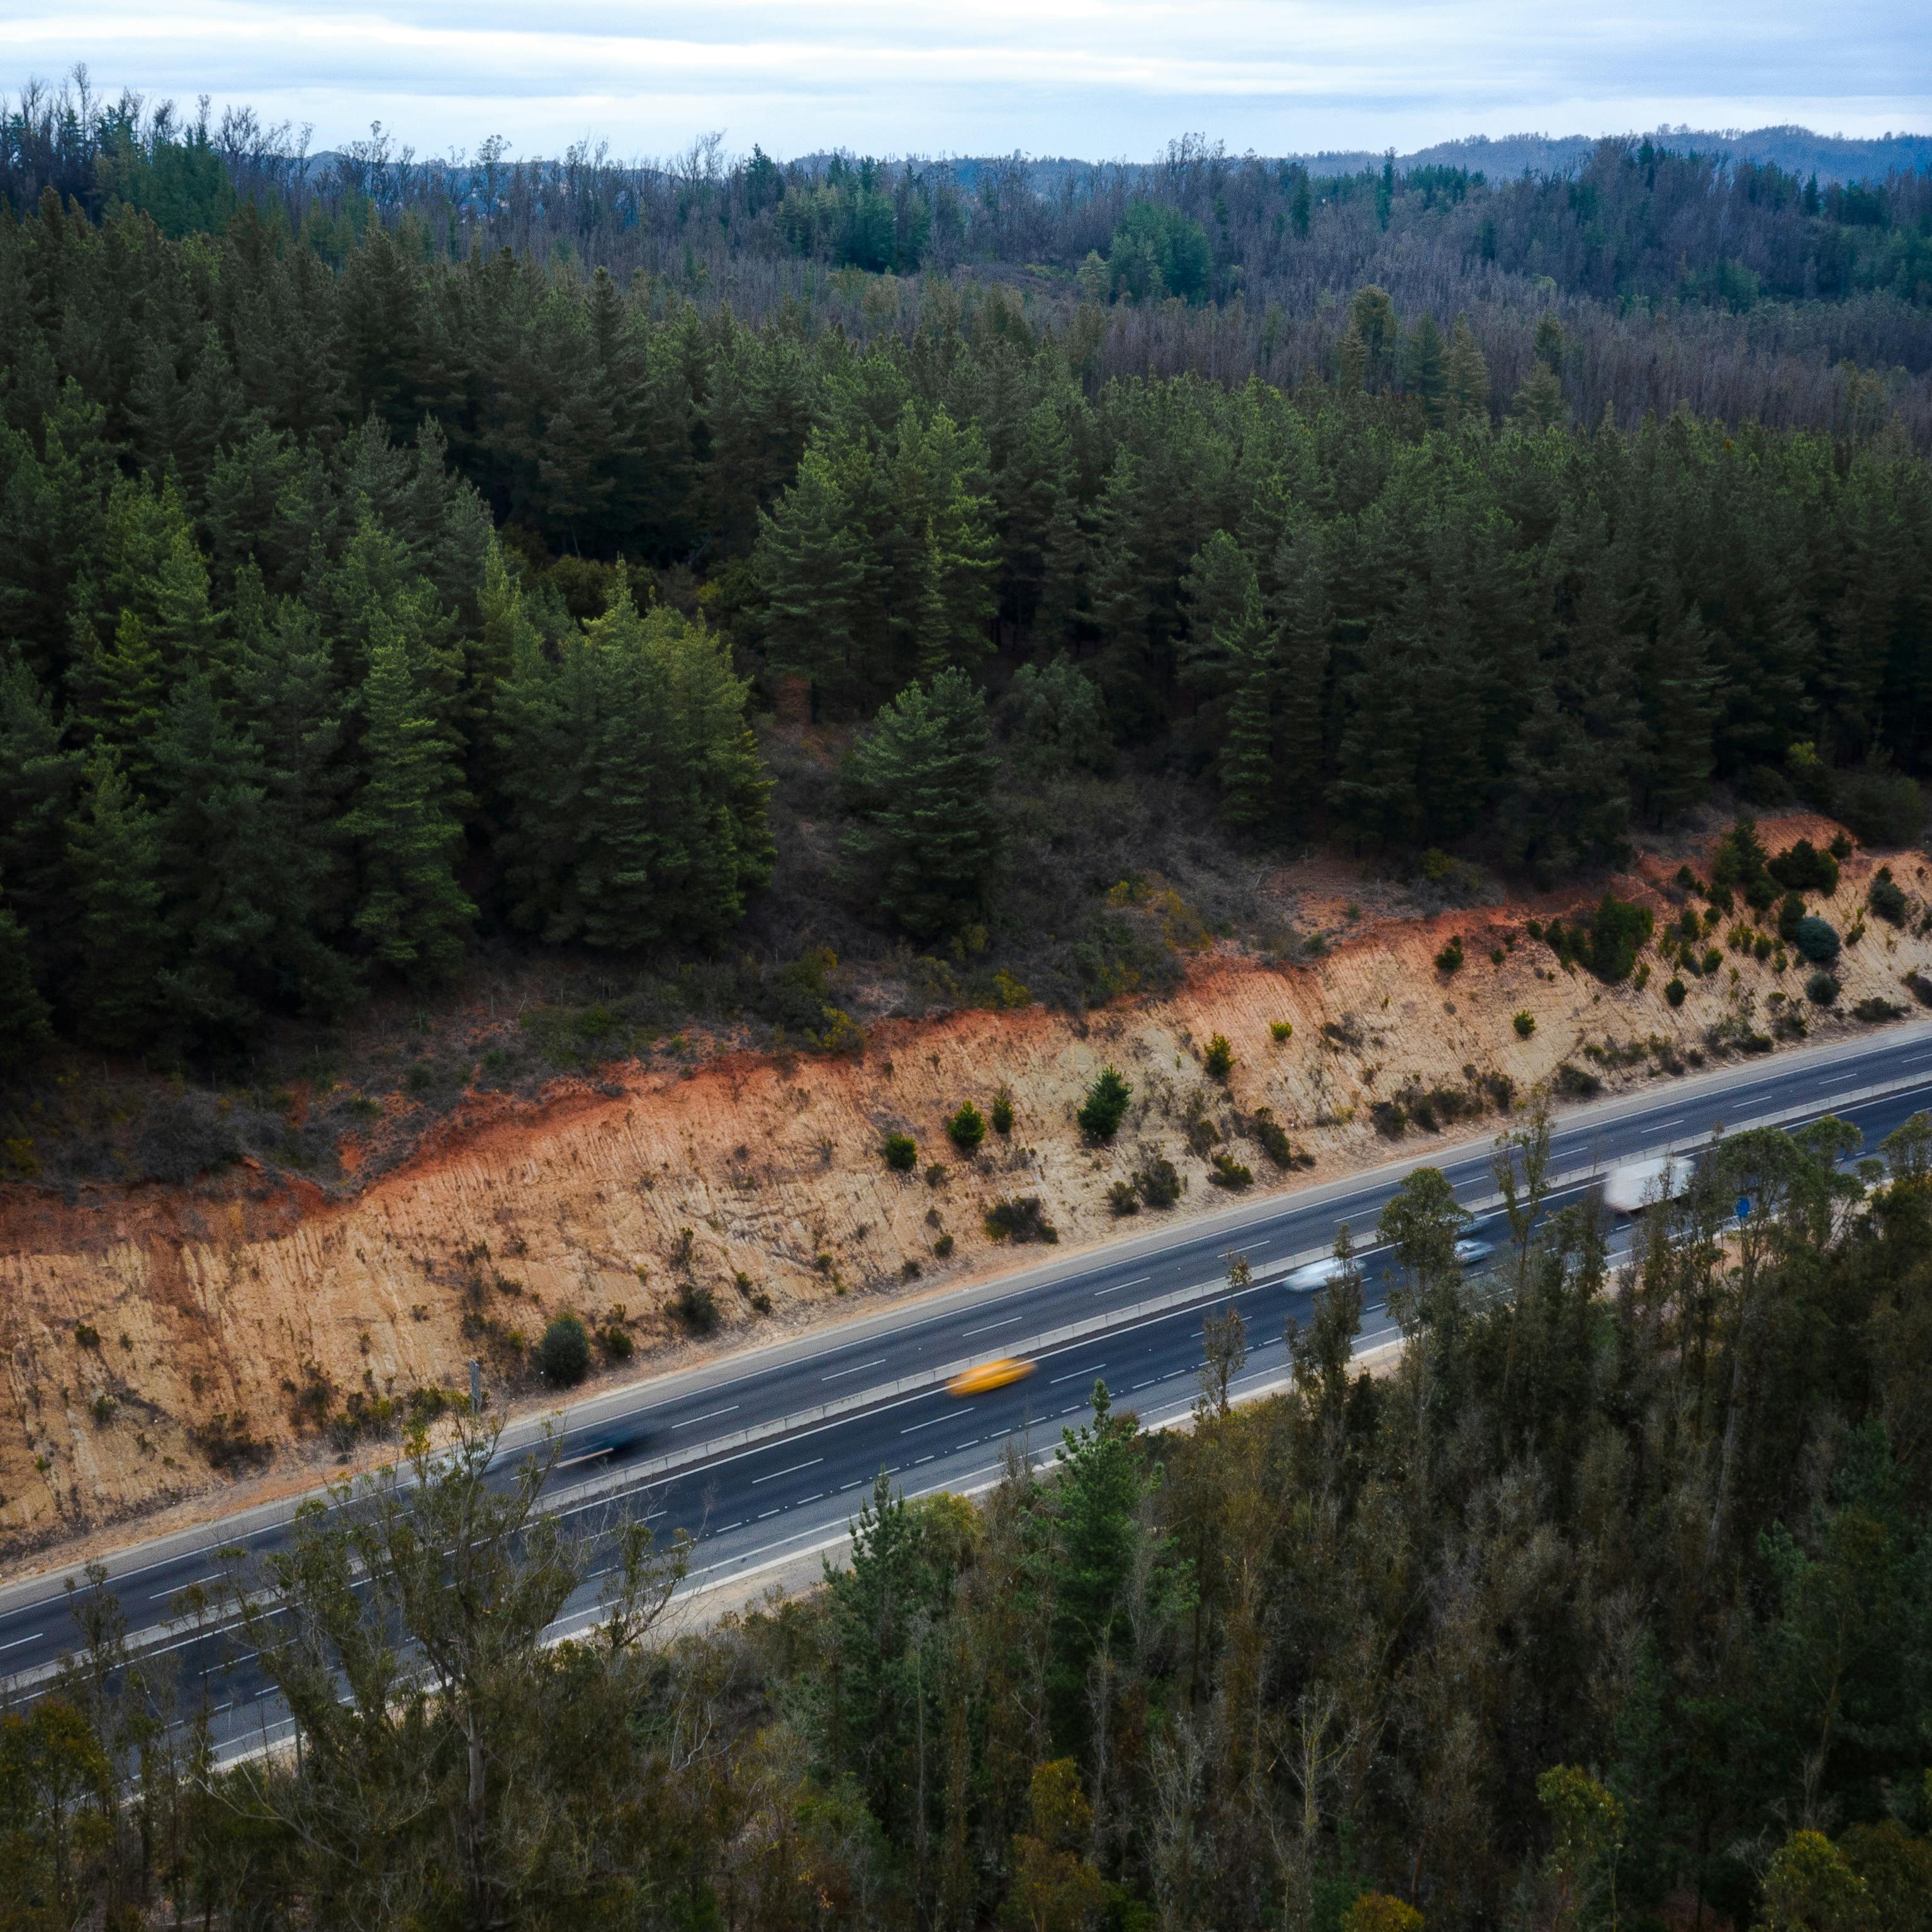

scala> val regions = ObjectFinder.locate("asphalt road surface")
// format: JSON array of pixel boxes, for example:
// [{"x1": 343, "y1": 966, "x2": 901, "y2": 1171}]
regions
[{"x1": 4, "y1": 1020, "x2": 1929, "y2": 1757}]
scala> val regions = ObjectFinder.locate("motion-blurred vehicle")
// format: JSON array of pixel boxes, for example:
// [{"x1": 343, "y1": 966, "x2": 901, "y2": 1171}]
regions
[
  {"x1": 1454, "y1": 1235, "x2": 1495, "y2": 1266},
  {"x1": 948, "y1": 1357, "x2": 1035, "y2": 1397},
  {"x1": 1602, "y1": 1155, "x2": 1692, "y2": 1215},
  {"x1": 1285, "y1": 1254, "x2": 1356, "y2": 1291}
]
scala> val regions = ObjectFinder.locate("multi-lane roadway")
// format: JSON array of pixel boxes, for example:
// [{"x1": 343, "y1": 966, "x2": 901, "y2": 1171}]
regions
[{"x1": 3, "y1": 1019, "x2": 1930, "y2": 1756}]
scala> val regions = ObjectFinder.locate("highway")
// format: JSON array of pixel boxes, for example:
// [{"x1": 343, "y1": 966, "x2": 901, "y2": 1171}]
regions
[{"x1": 3, "y1": 1019, "x2": 1929, "y2": 1756}]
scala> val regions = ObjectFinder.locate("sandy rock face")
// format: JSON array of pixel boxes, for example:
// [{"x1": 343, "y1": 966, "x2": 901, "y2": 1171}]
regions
[{"x1": 3, "y1": 818, "x2": 1928, "y2": 1573}]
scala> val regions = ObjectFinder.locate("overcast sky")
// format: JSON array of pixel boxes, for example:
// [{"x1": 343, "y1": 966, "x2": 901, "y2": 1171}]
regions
[{"x1": 4, "y1": 1, "x2": 1927, "y2": 161}]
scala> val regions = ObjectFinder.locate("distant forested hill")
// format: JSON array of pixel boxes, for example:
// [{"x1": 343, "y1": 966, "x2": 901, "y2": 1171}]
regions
[{"x1": 0, "y1": 74, "x2": 1929, "y2": 1076}]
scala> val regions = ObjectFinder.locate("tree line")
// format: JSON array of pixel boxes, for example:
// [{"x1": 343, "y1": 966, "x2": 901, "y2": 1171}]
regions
[
  {"x1": 3, "y1": 179, "x2": 1929, "y2": 1064},
  {"x1": 6, "y1": 1108, "x2": 1930, "y2": 1929},
  {"x1": 7, "y1": 73, "x2": 1932, "y2": 438}
]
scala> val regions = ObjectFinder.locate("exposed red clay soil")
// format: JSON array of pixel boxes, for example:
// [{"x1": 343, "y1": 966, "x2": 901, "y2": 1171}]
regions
[{"x1": 4, "y1": 815, "x2": 1928, "y2": 1580}]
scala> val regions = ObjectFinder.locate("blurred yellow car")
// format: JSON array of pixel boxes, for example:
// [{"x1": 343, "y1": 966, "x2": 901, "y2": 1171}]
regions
[{"x1": 947, "y1": 1357, "x2": 1035, "y2": 1397}]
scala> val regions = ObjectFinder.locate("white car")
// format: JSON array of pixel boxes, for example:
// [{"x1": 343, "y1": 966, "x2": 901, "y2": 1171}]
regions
[
  {"x1": 1285, "y1": 1254, "x2": 1356, "y2": 1291},
  {"x1": 1454, "y1": 1236, "x2": 1495, "y2": 1266}
]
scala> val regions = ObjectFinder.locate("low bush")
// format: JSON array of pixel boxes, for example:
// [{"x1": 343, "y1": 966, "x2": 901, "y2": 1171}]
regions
[
  {"x1": 1247, "y1": 1106, "x2": 1295, "y2": 1168},
  {"x1": 671, "y1": 1283, "x2": 720, "y2": 1335},
  {"x1": 1554, "y1": 1063, "x2": 1604, "y2": 1099},
  {"x1": 1203, "y1": 1033, "x2": 1234, "y2": 1080},
  {"x1": 536, "y1": 1314, "x2": 592, "y2": 1384},
  {"x1": 933, "y1": 1232, "x2": 955, "y2": 1257},
  {"x1": 1792, "y1": 917, "x2": 1841, "y2": 964},
  {"x1": 1853, "y1": 997, "x2": 1906, "y2": 1024},
  {"x1": 1132, "y1": 1156, "x2": 1183, "y2": 1208},
  {"x1": 990, "y1": 1086, "x2": 1014, "y2": 1135},
  {"x1": 1434, "y1": 938, "x2": 1465, "y2": 975},
  {"x1": 602, "y1": 1327, "x2": 635, "y2": 1361},
  {"x1": 1269, "y1": 1019, "x2": 1293, "y2": 1042},
  {"x1": 882, "y1": 1133, "x2": 918, "y2": 1171},
  {"x1": 1906, "y1": 970, "x2": 1932, "y2": 1008},
  {"x1": 1665, "y1": 978, "x2": 1687, "y2": 1007},
  {"x1": 946, "y1": 1103, "x2": 986, "y2": 1153},
  {"x1": 1767, "y1": 838, "x2": 1839, "y2": 895},
  {"x1": 1108, "y1": 1179, "x2": 1140, "y2": 1216},
  {"x1": 984, "y1": 1196, "x2": 1059, "y2": 1244},
  {"x1": 1868, "y1": 868, "x2": 1908, "y2": 926},
  {"x1": 1806, "y1": 970, "x2": 1841, "y2": 1006},
  {"x1": 1513, "y1": 1011, "x2": 1536, "y2": 1038},
  {"x1": 1208, "y1": 1153, "x2": 1254, "y2": 1189}
]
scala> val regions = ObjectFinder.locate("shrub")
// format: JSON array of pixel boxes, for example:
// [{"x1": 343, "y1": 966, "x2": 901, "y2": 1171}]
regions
[
  {"x1": 1435, "y1": 938, "x2": 1465, "y2": 974},
  {"x1": 990, "y1": 1085, "x2": 1014, "y2": 1135},
  {"x1": 1588, "y1": 894, "x2": 1654, "y2": 982},
  {"x1": 1700, "y1": 946, "x2": 1724, "y2": 977},
  {"x1": 1248, "y1": 1106, "x2": 1294, "y2": 1167},
  {"x1": 984, "y1": 1196, "x2": 1059, "y2": 1244},
  {"x1": 1208, "y1": 1152, "x2": 1254, "y2": 1189},
  {"x1": 1767, "y1": 838, "x2": 1839, "y2": 895},
  {"x1": 933, "y1": 1232, "x2": 955, "y2": 1257},
  {"x1": 882, "y1": 1133, "x2": 918, "y2": 1171},
  {"x1": 1269, "y1": 1019, "x2": 1293, "y2": 1042},
  {"x1": 1777, "y1": 892, "x2": 1808, "y2": 941},
  {"x1": 1514, "y1": 1011, "x2": 1536, "y2": 1038},
  {"x1": 536, "y1": 1313, "x2": 592, "y2": 1385},
  {"x1": 671, "y1": 1282, "x2": 720, "y2": 1334},
  {"x1": 1792, "y1": 917, "x2": 1841, "y2": 964},
  {"x1": 602, "y1": 1326, "x2": 635, "y2": 1361},
  {"x1": 1185, "y1": 1116, "x2": 1221, "y2": 1156},
  {"x1": 946, "y1": 1102, "x2": 986, "y2": 1153},
  {"x1": 1906, "y1": 970, "x2": 1932, "y2": 1008},
  {"x1": 74, "y1": 1322, "x2": 101, "y2": 1350},
  {"x1": 1868, "y1": 868, "x2": 1908, "y2": 925},
  {"x1": 194, "y1": 1412, "x2": 269, "y2": 1472},
  {"x1": 1554, "y1": 1062, "x2": 1603, "y2": 1098},
  {"x1": 1203, "y1": 1033, "x2": 1234, "y2": 1079},
  {"x1": 1665, "y1": 977, "x2": 1687, "y2": 1007},
  {"x1": 1077, "y1": 1065, "x2": 1133, "y2": 1140},
  {"x1": 1806, "y1": 970, "x2": 1841, "y2": 1006},
  {"x1": 1108, "y1": 1179, "x2": 1141, "y2": 1216},
  {"x1": 1133, "y1": 1156, "x2": 1182, "y2": 1208},
  {"x1": 1853, "y1": 996, "x2": 1906, "y2": 1023},
  {"x1": 1754, "y1": 933, "x2": 1774, "y2": 961}
]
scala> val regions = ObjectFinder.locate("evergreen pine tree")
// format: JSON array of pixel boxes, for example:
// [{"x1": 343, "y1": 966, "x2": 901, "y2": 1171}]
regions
[
  {"x1": 997, "y1": 396, "x2": 1085, "y2": 645},
  {"x1": 1274, "y1": 532, "x2": 1333, "y2": 831},
  {"x1": 339, "y1": 624, "x2": 475, "y2": 981},
  {"x1": 1218, "y1": 581, "x2": 1281, "y2": 833},
  {"x1": 842, "y1": 668, "x2": 1003, "y2": 939},
  {"x1": 72, "y1": 609, "x2": 167, "y2": 779},
  {"x1": 65, "y1": 755, "x2": 168, "y2": 1049},
  {"x1": 0, "y1": 649, "x2": 85, "y2": 977},
  {"x1": 1178, "y1": 530, "x2": 1257, "y2": 702},
  {"x1": 0, "y1": 890, "x2": 52, "y2": 1070},
  {"x1": 753, "y1": 444, "x2": 866, "y2": 711},
  {"x1": 1405, "y1": 313, "x2": 1449, "y2": 429},
  {"x1": 496, "y1": 595, "x2": 772, "y2": 948}
]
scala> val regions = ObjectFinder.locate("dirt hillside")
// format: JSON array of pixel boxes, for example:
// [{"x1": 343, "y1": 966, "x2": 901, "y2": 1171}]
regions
[{"x1": 3, "y1": 817, "x2": 1928, "y2": 1575}]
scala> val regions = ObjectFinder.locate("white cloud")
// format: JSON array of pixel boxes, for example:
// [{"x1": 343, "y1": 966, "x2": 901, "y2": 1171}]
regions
[{"x1": 1, "y1": 1, "x2": 1924, "y2": 158}]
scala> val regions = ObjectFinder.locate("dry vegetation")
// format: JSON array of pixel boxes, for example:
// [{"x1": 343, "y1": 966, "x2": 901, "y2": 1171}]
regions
[{"x1": 2, "y1": 812, "x2": 1928, "y2": 1574}]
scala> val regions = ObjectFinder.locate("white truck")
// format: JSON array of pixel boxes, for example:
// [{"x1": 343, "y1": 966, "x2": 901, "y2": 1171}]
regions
[{"x1": 1602, "y1": 1155, "x2": 1693, "y2": 1215}]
